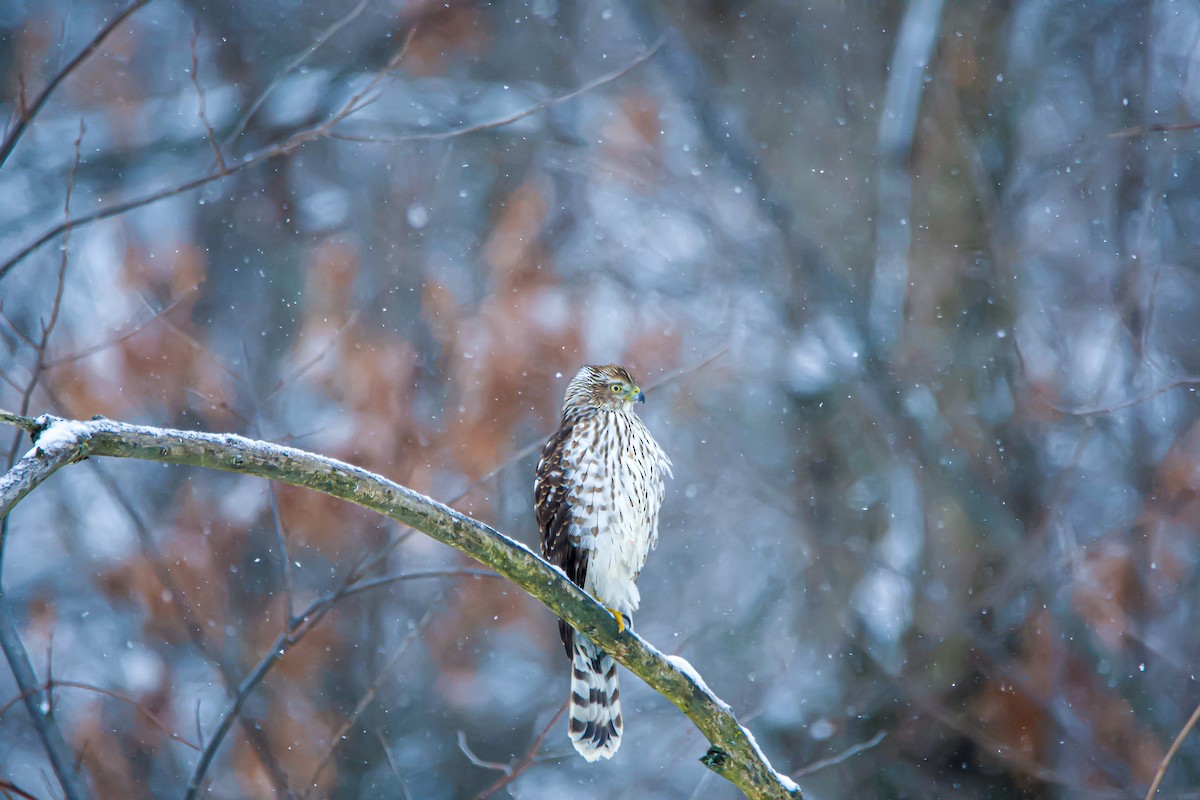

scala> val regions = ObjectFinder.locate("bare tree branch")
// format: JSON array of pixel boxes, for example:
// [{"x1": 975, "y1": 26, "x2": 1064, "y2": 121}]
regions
[
  {"x1": 0, "y1": 778, "x2": 41, "y2": 800},
  {"x1": 1109, "y1": 120, "x2": 1200, "y2": 138},
  {"x1": 475, "y1": 699, "x2": 569, "y2": 800},
  {"x1": 792, "y1": 731, "x2": 886, "y2": 779},
  {"x1": 0, "y1": 678, "x2": 201, "y2": 751},
  {"x1": 303, "y1": 600, "x2": 441, "y2": 795},
  {"x1": 189, "y1": 22, "x2": 227, "y2": 174},
  {"x1": 457, "y1": 730, "x2": 511, "y2": 773},
  {"x1": 84, "y1": 457, "x2": 294, "y2": 796},
  {"x1": 0, "y1": 423, "x2": 89, "y2": 800},
  {"x1": 0, "y1": 0, "x2": 153, "y2": 169},
  {"x1": 0, "y1": 410, "x2": 801, "y2": 800},
  {"x1": 221, "y1": 0, "x2": 370, "y2": 154},
  {"x1": 1, "y1": 119, "x2": 84, "y2": 570},
  {"x1": 185, "y1": 566, "x2": 488, "y2": 799},
  {"x1": 264, "y1": 310, "x2": 359, "y2": 402},
  {"x1": 0, "y1": 32, "x2": 662, "y2": 285},
  {"x1": 1143, "y1": 697, "x2": 1200, "y2": 800},
  {"x1": 0, "y1": 29, "x2": 415, "y2": 285},
  {"x1": 376, "y1": 731, "x2": 413, "y2": 800},
  {"x1": 43, "y1": 285, "x2": 197, "y2": 368},
  {"x1": 1046, "y1": 376, "x2": 1200, "y2": 417},
  {"x1": 331, "y1": 37, "x2": 664, "y2": 144}
]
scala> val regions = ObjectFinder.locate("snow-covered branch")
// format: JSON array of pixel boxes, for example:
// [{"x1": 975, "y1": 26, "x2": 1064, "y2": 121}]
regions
[{"x1": 0, "y1": 410, "x2": 800, "y2": 800}]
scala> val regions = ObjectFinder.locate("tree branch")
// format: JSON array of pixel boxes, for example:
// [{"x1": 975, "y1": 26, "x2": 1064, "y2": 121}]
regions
[
  {"x1": 0, "y1": 0, "x2": 153, "y2": 169},
  {"x1": 0, "y1": 422, "x2": 89, "y2": 800},
  {"x1": 0, "y1": 411, "x2": 800, "y2": 800},
  {"x1": 0, "y1": 28, "x2": 414, "y2": 285},
  {"x1": 0, "y1": 31, "x2": 661, "y2": 285}
]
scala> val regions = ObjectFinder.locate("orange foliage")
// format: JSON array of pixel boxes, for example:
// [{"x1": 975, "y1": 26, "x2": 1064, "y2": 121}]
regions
[
  {"x1": 972, "y1": 610, "x2": 1163, "y2": 789},
  {"x1": 1071, "y1": 540, "x2": 1138, "y2": 652},
  {"x1": 438, "y1": 179, "x2": 583, "y2": 480},
  {"x1": 600, "y1": 91, "x2": 664, "y2": 186},
  {"x1": 402, "y1": 4, "x2": 490, "y2": 77},
  {"x1": 303, "y1": 241, "x2": 358, "y2": 331}
]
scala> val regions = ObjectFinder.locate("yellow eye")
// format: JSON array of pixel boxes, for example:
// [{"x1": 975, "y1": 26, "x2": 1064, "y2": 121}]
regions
[{"x1": 610, "y1": 383, "x2": 623, "y2": 392}]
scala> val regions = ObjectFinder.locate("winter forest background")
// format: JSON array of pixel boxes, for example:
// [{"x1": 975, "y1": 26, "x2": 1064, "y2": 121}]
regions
[{"x1": 2, "y1": 1, "x2": 1200, "y2": 798}]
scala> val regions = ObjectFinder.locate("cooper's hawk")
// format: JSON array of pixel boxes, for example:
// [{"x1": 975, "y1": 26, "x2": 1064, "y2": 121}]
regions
[{"x1": 534, "y1": 364, "x2": 672, "y2": 761}]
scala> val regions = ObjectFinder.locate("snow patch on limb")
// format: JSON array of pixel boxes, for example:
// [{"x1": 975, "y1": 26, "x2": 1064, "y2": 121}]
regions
[
  {"x1": 740, "y1": 724, "x2": 801, "y2": 795},
  {"x1": 26, "y1": 417, "x2": 90, "y2": 458},
  {"x1": 666, "y1": 654, "x2": 732, "y2": 712}
]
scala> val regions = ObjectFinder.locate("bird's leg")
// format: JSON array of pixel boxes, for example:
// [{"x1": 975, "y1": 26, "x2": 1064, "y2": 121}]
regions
[{"x1": 592, "y1": 593, "x2": 627, "y2": 632}]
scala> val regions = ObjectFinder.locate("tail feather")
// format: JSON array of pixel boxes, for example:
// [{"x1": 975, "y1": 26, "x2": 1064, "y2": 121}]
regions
[{"x1": 568, "y1": 638, "x2": 622, "y2": 761}]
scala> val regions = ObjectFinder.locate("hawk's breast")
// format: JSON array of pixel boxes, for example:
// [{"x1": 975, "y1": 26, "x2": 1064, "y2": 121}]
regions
[{"x1": 564, "y1": 410, "x2": 670, "y2": 616}]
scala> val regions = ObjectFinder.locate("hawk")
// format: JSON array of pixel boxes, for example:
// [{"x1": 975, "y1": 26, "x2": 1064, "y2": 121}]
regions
[{"x1": 534, "y1": 364, "x2": 672, "y2": 761}]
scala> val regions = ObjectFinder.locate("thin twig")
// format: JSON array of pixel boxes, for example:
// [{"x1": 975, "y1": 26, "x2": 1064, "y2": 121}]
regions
[
  {"x1": 332, "y1": 37, "x2": 664, "y2": 144},
  {"x1": 85, "y1": 458, "x2": 294, "y2": 796},
  {"x1": 476, "y1": 699, "x2": 570, "y2": 800},
  {"x1": 792, "y1": 731, "x2": 886, "y2": 779},
  {"x1": 44, "y1": 636, "x2": 53, "y2": 720},
  {"x1": 0, "y1": 678, "x2": 201, "y2": 751},
  {"x1": 185, "y1": 565, "x2": 484, "y2": 800},
  {"x1": 44, "y1": 285, "x2": 197, "y2": 368},
  {"x1": 304, "y1": 600, "x2": 442, "y2": 794},
  {"x1": 238, "y1": 339, "x2": 297, "y2": 625},
  {"x1": 457, "y1": 731, "x2": 511, "y2": 774},
  {"x1": 27, "y1": 119, "x2": 83, "y2": 408},
  {"x1": 1110, "y1": 120, "x2": 1200, "y2": 139},
  {"x1": 194, "y1": 701, "x2": 203, "y2": 750},
  {"x1": 189, "y1": 22, "x2": 227, "y2": 174},
  {"x1": 0, "y1": 304, "x2": 36, "y2": 349},
  {"x1": 1047, "y1": 377, "x2": 1200, "y2": 417},
  {"x1": 0, "y1": 779, "x2": 40, "y2": 800},
  {"x1": 264, "y1": 310, "x2": 360, "y2": 402},
  {"x1": 340, "y1": 568, "x2": 499, "y2": 600},
  {"x1": 1, "y1": 119, "x2": 83, "y2": 569},
  {"x1": 0, "y1": 599, "x2": 89, "y2": 800},
  {"x1": 0, "y1": 28, "x2": 415, "y2": 284},
  {"x1": 1143, "y1": 699, "x2": 1200, "y2": 799},
  {"x1": 185, "y1": 600, "x2": 332, "y2": 798},
  {"x1": 376, "y1": 732, "x2": 413, "y2": 800},
  {"x1": 221, "y1": 0, "x2": 369, "y2": 153},
  {"x1": 646, "y1": 345, "x2": 729, "y2": 392},
  {"x1": 0, "y1": 28, "x2": 660, "y2": 286},
  {"x1": 0, "y1": 0, "x2": 153, "y2": 168},
  {"x1": 132, "y1": 288, "x2": 240, "y2": 384},
  {"x1": 345, "y1": 530, "x2": 415, "y2": 585},
  {"x1": 265, "y1": 484, "x2": 295, "y2": 623}
]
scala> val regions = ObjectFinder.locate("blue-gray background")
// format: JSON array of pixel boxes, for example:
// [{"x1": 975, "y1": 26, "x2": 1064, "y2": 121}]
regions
[{"x1": 1, "y1": 1, "x2": 1197, "y2": 797}]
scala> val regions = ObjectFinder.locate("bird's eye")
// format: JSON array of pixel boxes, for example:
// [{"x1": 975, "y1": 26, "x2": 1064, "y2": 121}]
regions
[{"x1": 610, "y1": 383, "x2": 623, "y2": 392}]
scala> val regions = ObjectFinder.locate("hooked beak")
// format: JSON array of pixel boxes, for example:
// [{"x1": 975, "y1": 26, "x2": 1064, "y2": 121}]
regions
[{"x1": 633, "y1": 387, "x2": 645, "y2": 403}]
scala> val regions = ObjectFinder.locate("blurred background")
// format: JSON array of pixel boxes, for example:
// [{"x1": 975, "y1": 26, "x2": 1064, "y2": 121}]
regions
[{"x1": 1, "y1": 1, "x2": 1199, "y2": 797}]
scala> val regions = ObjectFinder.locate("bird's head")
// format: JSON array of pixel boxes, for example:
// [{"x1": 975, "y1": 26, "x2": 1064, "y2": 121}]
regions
[{"x1": 562, "y1": 364, "x2": 646, "y2": 415}]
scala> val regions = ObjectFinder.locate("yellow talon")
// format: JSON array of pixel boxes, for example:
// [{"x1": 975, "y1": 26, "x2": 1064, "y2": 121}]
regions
[{"x1": 593, "y1": 594, "x2": 626, "y2": 631}]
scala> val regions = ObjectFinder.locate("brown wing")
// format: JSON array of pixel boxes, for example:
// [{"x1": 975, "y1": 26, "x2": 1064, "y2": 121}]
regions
[{"x1": 535, "y1": 420, "x2": 588, "y2": 658}]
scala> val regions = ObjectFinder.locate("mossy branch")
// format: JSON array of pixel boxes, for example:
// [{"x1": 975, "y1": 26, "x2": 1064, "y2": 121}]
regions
[{"x1": 0, "y1": 411, "x2": 800, "y2": 800}]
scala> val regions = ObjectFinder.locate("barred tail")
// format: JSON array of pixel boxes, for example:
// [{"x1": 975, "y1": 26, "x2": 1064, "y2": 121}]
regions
[{"x1": 568, "y1": 637, "x2": 622, "y2": 761}]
